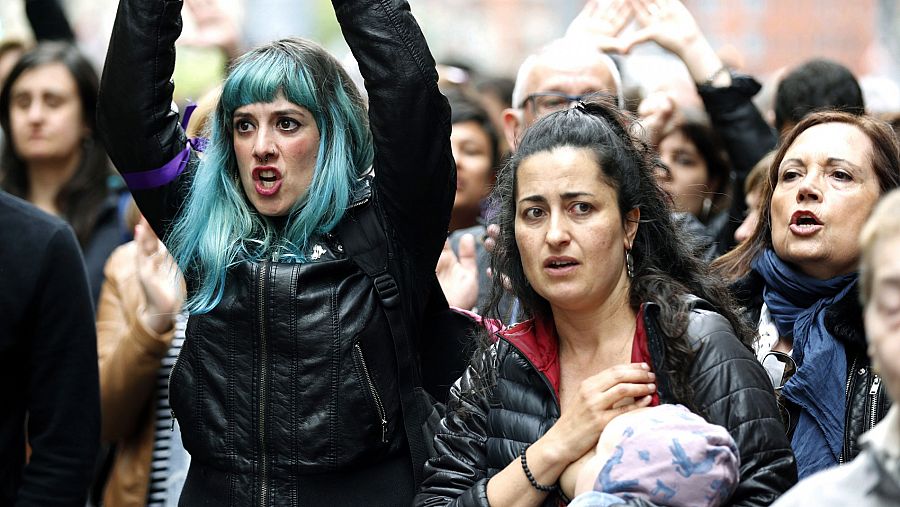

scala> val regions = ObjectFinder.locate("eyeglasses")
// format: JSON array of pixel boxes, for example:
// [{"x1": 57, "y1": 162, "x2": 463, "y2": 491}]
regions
[
  {"x1": 761, "y1": 351, "x2": 796, "y2": 391},
  {"x1": 520, "y1": 92, "x2": 613, "y2": 117}
]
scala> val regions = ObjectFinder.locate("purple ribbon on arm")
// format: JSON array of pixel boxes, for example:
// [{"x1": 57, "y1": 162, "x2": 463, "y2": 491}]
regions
[
  {"x1": 122, "y1": 146, "x2": 191, "y2": 190},
  {"x1": 123, "y1": 103, "x2": 210, "y2": 191}
]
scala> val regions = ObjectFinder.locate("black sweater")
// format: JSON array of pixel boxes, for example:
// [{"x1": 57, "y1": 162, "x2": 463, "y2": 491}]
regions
[{"x1": 0, "y1": 191, "x2": 100, "y2": 506}]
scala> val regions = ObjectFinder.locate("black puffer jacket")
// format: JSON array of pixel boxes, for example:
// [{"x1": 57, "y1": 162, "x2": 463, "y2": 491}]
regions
[
  {"x1": 97, "y1": 0, "x2": 452, "y2": 505},
  {"x1": 416, "y1": 301, "x2": 797, "y2": 506},
  {"x1": 731, "y1": 272, "x2": 892, "y2": 464}
]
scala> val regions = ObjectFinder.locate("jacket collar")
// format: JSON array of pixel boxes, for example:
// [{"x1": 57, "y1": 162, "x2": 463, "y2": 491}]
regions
[
  {"x1": 861, "y1": 406, "x2": 900, "y2": 497},
  {"x1": 862, "y1": 405, "x2": 900, "y2": 460},
  {"x1": 499, "y1": 319, "x2": 561, "y2": 397}
]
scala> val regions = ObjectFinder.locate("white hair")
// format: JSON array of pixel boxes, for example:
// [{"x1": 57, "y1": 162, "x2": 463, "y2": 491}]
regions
[{"x1": 511, "y1": 39, "x2": 624, "y2": 110}]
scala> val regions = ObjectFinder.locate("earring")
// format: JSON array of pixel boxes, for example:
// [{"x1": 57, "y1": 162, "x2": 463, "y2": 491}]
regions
[
  {"x1": 625, "y1": 249, "x2": 635, "y2": 279},
  {"x1": 701, "y1": 196, "x2": 713, "y2": 222}
]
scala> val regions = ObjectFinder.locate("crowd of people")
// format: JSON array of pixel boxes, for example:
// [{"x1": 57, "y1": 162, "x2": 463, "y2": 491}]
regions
[{"x1": 1, "y1": 0, "x2": 898, "y2": 505}]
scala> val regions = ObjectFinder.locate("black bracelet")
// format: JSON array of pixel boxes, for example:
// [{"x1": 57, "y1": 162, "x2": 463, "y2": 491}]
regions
[{"x1": 519, "y1": 444, "x2": 556, "y2": 493}]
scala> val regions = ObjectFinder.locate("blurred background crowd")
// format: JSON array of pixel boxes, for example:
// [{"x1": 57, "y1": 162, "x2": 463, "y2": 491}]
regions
[{"x1": 2, "y1": 0, "x2": 900, "y2": 505}]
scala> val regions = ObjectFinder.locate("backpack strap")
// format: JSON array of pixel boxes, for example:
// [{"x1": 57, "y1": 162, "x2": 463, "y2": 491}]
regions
[{"x1": 335, "y1": 196, "x2": 428, "y2": 486}]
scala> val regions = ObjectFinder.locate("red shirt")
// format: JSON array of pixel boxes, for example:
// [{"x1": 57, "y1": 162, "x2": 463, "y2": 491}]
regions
[
  {"x1": 630, "y1": 305, "x2": 660, "y2": 406},
  {"x1": 499, "y1": 304, "x2": 659, "y2": 406}
]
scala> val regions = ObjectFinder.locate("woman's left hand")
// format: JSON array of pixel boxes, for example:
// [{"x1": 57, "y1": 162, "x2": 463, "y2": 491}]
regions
[{"x1": 134, "y1": 218, "x2": 184, "y2": 334}]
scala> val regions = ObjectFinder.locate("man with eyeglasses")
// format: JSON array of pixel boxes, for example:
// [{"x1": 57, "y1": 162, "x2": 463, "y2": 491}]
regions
[{"x1": 501, "y1": 38, "x2": 623, "y2": 150}]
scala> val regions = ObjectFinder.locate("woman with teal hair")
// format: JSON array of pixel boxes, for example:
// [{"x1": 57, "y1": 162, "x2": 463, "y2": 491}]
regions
[{"x1": 96, "y1": 0, "x2": 453, "y2": 504}]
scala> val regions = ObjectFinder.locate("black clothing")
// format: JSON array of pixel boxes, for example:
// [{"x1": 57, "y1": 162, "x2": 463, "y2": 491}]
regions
[
  {"x1": 0, "y1": 191, "x2": 100, "y2": 506},
  {"x1": 25, "y1": 0, "x2": 75, "y2": 41},
  {"x1": 416, "y1": 302, "x2": 797, "y2": 507},
  {"x1": 83, "y1": 195, "x2": 125, "y2": 306},
  {"x1": 697, "y1": 74, "x2": 778, "y2": 256},
  {"x1": 731, "y1": 272, "x2": 892, "y2": 463},
  {"x1": 97, "y1": 0, "x2": 452, "y2": 505}
]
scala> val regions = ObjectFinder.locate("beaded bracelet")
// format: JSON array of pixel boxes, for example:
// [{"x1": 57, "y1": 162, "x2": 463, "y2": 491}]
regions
[{"x1": 519, "y1": 444, "x2": 557, "y2": 493}]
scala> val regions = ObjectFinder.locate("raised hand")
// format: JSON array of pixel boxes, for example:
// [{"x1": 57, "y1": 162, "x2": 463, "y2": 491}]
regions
[
  {"x1": 180, "y1": 0, "x2": 240, "y2": 59},
  {"x1": 436, "y1": 234, "x2": 479, "y2": 310},
  {"x1": 542, "y1": 363, "x2": 656, "y2": 465},
  {"x1": 565, "y1": 0, "x2": 635, "y2": 53},
  {"x1": 134, "y1": 217, "x2": 184, "y2": 335},
  {"x1": 622, "y1": 0, "x2": 727, "y2": 85},
  {"x1": 637, "y1": 90, "x2": 677, "y2": 146},
  {"x1": 482, "y1": 224, "x2": 514, "y2": 293},
  {"x1": 619, "y1": 0, "x2": 702, "y2": 55}
]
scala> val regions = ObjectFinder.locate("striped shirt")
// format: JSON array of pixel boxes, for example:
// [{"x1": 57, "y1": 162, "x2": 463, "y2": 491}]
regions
[{"x1": 147, "y1": 312, "x2": 190, "y2": 506}]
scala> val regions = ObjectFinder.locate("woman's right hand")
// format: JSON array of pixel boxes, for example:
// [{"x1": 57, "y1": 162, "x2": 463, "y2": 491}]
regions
[{"x1": 544, "y1": 363, "x2": 656, "y2": 465}]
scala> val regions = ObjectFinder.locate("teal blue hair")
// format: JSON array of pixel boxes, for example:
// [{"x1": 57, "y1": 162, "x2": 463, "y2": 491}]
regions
[{"x1": 167, "y1": 38, "x2": 373, "y2": 313}]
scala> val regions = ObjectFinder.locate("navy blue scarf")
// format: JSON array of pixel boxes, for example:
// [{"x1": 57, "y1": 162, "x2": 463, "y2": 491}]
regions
[{"x1": 752, "y1": 249, "x2": 857, "y2": 478}]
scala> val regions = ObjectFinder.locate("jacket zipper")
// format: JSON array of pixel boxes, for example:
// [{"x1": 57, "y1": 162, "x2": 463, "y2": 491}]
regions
[
  {"x1": 168, "y1": 339, "x2": 183, "y2": 431},
  {"x1": 169, "y1": 357, "x2": 180, "y2": 430},
  {"x1": 258, "y1": 260, "x2": 270, "y2": 507},
  {"x1": 353, "y1": 343, "x2": 388, "y2": 443},
  {"x1": 839, "y1": 355, "x2": 859, "y2": 465},
  {"x1": 868, "y1": 375, "x2": 882, "y2": 432}
]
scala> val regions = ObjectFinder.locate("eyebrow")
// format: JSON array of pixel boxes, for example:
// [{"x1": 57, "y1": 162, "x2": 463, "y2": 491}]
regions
[
  {"x1": 518, "y1": 191, "x2": 595, "y2": 203},
  {"x1": 233, "y1": 108, "x2": 309, "y2": 119},
  {"x1": 12, "y1": 89, "x2": 68, "y2": 99},
  {"x1": 875, "y1": 276, "x2": 900, "y2": 288},
  {"x1": 780, "y1": 157, "x2": 863, "y2": 170}
]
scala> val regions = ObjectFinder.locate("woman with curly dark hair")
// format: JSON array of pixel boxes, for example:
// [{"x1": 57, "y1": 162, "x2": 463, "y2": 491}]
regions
[{"x1": 416, "y1": 99, "x2": 796, "y2": 507}]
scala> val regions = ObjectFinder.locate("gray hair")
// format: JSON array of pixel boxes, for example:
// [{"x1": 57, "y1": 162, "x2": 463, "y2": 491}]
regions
[{"x1": 510, "y1": 39, "x2": 624, "y2": 110}]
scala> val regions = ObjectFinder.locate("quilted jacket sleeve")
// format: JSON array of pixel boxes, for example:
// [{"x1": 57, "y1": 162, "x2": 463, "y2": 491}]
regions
[
  {"x1": 415, "y1": 363, "x2": 493, "y2": 507},
  {"x1": 685, "y1": 309, "x2": 798, "y2": 506}
]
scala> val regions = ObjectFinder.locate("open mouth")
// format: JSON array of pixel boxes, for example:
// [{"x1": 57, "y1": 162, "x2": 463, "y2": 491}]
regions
[
  {"x1": 252, "y1": 167, "x2": 283, "y2": 196},
  {"x1": 789, "y1": 210, "x2": 823, "y2": 235},
  {"x1": 544, "y1": 257, "x2": 580, "y2": 273},
  {"x1": 791, "y1": 210, "x2": 822, "y2": 226}
]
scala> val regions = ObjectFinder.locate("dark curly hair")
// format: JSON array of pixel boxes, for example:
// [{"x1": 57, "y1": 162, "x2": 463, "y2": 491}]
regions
[{"x1": 476, "y1": 97, "x2": 752, "y2": 409}]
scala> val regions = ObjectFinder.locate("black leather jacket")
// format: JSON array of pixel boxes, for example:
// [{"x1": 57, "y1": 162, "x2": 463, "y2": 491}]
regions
[
  {"x1": 732, "y1": 272, "x2": 892, "y2": 464},
  {"x1": 416, "y1": 302, "x2": 797, "y2": 506},
  {"x1": 97, "y1": 0, "x2": 452, "y2": 505},
  {"x1": 696, "y1": 74, "x2": 778, "y2": 256}
]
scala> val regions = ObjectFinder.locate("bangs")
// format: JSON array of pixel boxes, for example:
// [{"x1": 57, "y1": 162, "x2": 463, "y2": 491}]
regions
[{"x1": 220, "y1": 48, "x2": 320, "y2": 121}]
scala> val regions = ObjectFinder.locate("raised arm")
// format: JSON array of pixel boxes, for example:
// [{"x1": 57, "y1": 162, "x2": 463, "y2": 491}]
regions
[
  {"x1": 332, "y1": 0, "x2": 454, "y2": 262},
  {"x1": 97, "y1": 0, "x2": 191, "y2": 237},
  {"x1": 25, "y1": 0, "x2": 75, "y2": 41},
  {"x1": 621, "y1": 0, "x2": 777, "y2": 252},
  {"x1": 96, "y1": 235, "x2": 182, "y2": 442}
]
